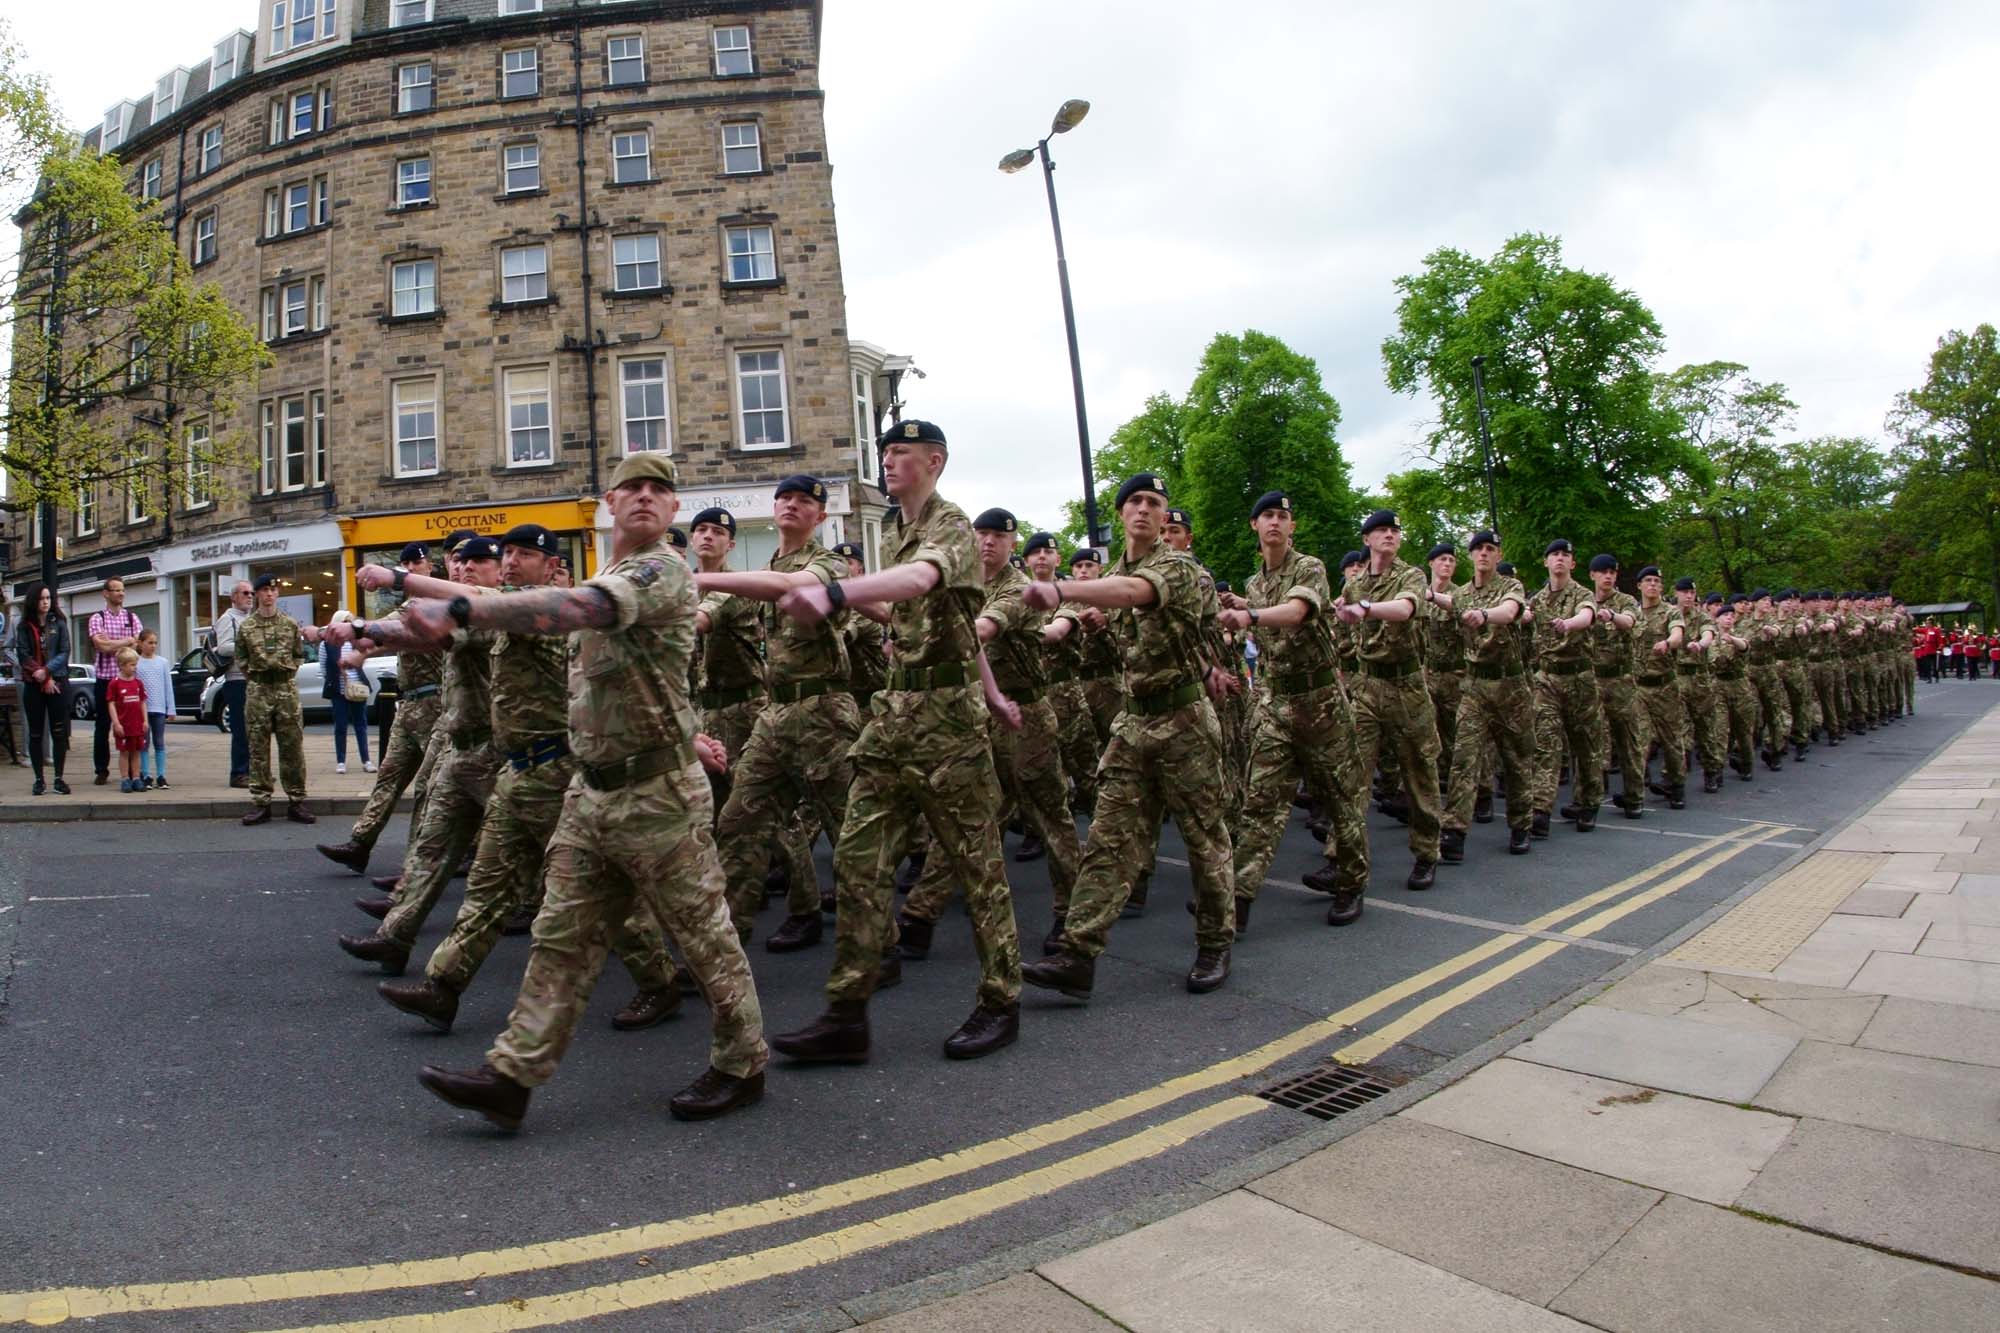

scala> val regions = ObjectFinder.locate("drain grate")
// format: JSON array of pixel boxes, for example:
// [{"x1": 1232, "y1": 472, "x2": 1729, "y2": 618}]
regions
[{"x1": 1256, "y1": 1062, "x2": 1404, "y2": 1121}]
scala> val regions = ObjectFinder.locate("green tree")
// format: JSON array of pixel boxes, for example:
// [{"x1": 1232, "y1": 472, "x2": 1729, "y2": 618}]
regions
[
  {"x1": 1889, "y1": 325, "x2": 2000, "y2": 621},
  {"x1": 1381, "y1": 232, "x2": 1703, "y2": 563},
  {"x1": 1654, "y1": 361, "x2": 1798, "y2": 591},
  {"x1": 0, "y1": 19, "x2": 59, "y2": 200}
]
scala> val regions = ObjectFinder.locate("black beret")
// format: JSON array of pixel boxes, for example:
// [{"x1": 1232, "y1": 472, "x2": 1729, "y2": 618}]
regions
[
  {"x1": 1023, "y1": 531, "x2": 1058, "y2": 556},
  {"x1": 1068, "y1": 548, "x2": 1101, "y2": 567},
  {"x1": 252, "y1": 572, "x2": 281, "y2": 591},
  {"x1": 1545, "y1": 538, "x2": 1574, "y2": 556},
  {"x1": 881, "y1": 419, "x2": 946, "y2": 448},
  {"x1": 400, "y1": 542, "x2": 430, "y2": 565},
  {"x1": 499, "y1": 523, "x2": 558, "y2": 554},
  {"x1": 773, "y1": 474, "x2": 828, "y2": 504},
  {"x1": 1779, "y1": 589, "x2": 1801, "y2": 601},
  {"x1": 1214, "y1": 579, "x2": 1232, "y2": 594},
  {"x1": 1704, "y1": 592, "x2": 1725, "y2": 605},
  {"x1": 1588, "y1": 553, "x2": 1618, "y2": 573},
  {"x1": 1009, "y1": 555, "x2": 1026, "y2": 569},
  {"x1": 1729, "y1": 594, "x2": 1753, "y2": 607},
  {"x1": 1467, "y1": 529, "x2": 1500, "y2": 551},
  {"x1": 1115, "y1": 473, "x2": 1170, "y2": 507},
  {"x1": 1750, "y1": 587, "x2": 1771, "y2": 601},
  {"x1": 972, "y1": 508, "x2": 1018, "y2": 534},
  {"x1": 689, "y1": 507, "x2": 737, "y2": 535},
  {"x1": 459, "y1": 537, "x2": 502, "y2": 562},
  {"x1": 1251, "y1": 491, "x2": 1291, "y2": 520},
  {"x1": 441, "y1": 529, "x2": 479, "y2": 553},
  {"x1": 1427, "y1": 542, "x2": 1457, "y2": 562},
  {"x1": 830, "y1": 541, "x2": 864, "y2": 562},
  {"x1": 1164, "y1": 508, "x2": 1192, "y2": 529},
  {"x1": 1674, "y1": 576, "x2": 1697, "y2": 591},
  {"x1": 1360, "y1": 508, "x2": 1399, "y2": 535},
  {"x1": 1496, "y1": 561, "x2": 1517, "y2": 577},
  {"x1": 1636, "y1": 565, "x2": 1662, "y2": 581},
  {"x1": 1340, "y1": 549, "x2": 1366, "y2": 569},
  {"x1": 666, "y1": 528, "x2": 688, "y2": 550}
]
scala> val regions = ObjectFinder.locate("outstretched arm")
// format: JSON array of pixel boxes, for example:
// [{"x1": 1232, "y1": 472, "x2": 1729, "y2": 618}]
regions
[
  {"x1": 1023, "y1": 575, "x2": 1155, "y2": 612},
  {"x1": 695, "y1": 569, "x2": 823, "y2": 602}
]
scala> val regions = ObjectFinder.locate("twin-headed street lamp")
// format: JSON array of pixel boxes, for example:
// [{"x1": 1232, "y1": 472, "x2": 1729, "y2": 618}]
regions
[{"x1": 1000, "y1": 99, "x2": 1102, "y2": 548}]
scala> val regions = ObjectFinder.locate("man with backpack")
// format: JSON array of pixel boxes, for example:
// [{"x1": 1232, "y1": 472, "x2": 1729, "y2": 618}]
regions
[{"x1": 210, "y1": 580, "x2": 255, "y2": 787}]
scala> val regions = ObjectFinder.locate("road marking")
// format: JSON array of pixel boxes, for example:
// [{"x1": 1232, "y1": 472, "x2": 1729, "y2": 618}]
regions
[
  {"x1": 1600, "y1": 823, "x2": 1805, "y2": 849},
  {"x1": 24, "y1": 894, "x2": 152, "y2": 903},
  {"x1": 1306, "y1": 894, "x2": 1639, "y2": 955},
  {"x1": 259, "y1": 1099, "x2": 1274, "y2": 1333},
  {"x1": 0, "y1": 826, "x2": 1765, "y2": 1327}
]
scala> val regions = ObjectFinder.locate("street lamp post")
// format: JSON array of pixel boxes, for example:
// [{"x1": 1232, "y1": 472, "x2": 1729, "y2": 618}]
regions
[{"x1": 1001, "y1": 99, "x2": 1101, "y2": 548}]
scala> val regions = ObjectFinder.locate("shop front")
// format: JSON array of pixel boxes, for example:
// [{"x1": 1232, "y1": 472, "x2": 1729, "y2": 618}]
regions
[
  {"x1": 595, "y1": 479, "x2": 867, "y2": 572},
  {"x1": 148, "y1": 520, "x2": 346, "y2": 660},
  {"x1": 338, "y1": 498, "x2": 601, "y2": 620}
]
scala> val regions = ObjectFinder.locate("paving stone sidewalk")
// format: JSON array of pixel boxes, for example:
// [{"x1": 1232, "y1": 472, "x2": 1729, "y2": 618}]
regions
[{"x1": 853, "y1": 709, "x2": 2000, "y2": 1331}]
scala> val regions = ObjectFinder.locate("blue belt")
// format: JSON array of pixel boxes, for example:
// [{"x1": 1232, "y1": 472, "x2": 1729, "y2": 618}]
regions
[{"x1": 506, "y1": 735, "x2": 570, "y2": 770}]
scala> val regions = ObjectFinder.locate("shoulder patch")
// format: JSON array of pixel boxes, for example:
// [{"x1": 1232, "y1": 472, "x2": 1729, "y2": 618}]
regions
[{"x1": 625, "y1": 559, "x2": 670, "y2": 588}]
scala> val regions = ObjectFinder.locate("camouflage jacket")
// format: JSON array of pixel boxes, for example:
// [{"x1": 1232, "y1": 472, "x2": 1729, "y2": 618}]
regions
[
  {"x1": 489, "y1": 584, "x2": 569, "y2": 748},
  {"x1": 976, "y1": 562, "x2": 1048, "y2": 697},
  {"x1": 763, "y1": 539, "x2": 848, "y2": 686},
  {"x1": 1589, "y1": 590, "x2": 1641, "y2": 670},
  {"x1": 1634, "y1": 601, "x2": 1686, "y2": 677},
  {"x1": 1245, "y1": 545, "x2": 1335, "y2": 677},
  {"x1": 569, "y1": 535, "x2": 699, "y2": 767},
  {"x1": 697, "y1": 589, "x2": 765, "y2": 693},
  {"x1": 1456, "y1": 575, "x2": 1529, "y2": 670},
  {"x1": 238, "y1": 609, "x2": 306, "y2": 682},
  {"x1": 1528, "y1": 578, "x2": 1595, "y2": 667},
  {"x1": 1341, "y1": 558, "x2": 1427, "y2": 666},
  {"x1": 1111, "y1": 541, "x2": 1211, "y2": 699}
]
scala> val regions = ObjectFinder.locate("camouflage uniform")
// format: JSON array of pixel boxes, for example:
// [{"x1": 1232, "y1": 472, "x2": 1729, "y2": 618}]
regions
[
  {"x1": 1075, "y1": 619, "x2": 1125, "y2": 747},
  {"x1": 379, "y1": 602, "x2": 503, "y2": 949},
  {"x1": 1229, "y1": 546, "x2": 1368, "y2": 898},
  {"x1": 487, "y1": 537, "x2": 766, "y2": 1087},
  {"x1": 1444, "y1": 574, "x2": 1535, "y2": 833},
  {"x1": 1809, "y1": 610, "x2": 1845, "y2": 740},
  {"x1": 1528, "y1": 579, "x2": 1608, "y2": 815},
  {"x1": 1590, "y1": 588, "x2": 1646, "y2": 809},
  {"x1": 846, "y1": 611, "x2": 888, "y2": 708},
  {"x1": 1676, "y1": 604, "x2": 1725, "y2": 779},
  {"x1": 828, "y1": 494, "x2": 1021, "y2": 1008},
  {"x1": 1777, "y1": 612, "x2": 1815, "y2": 745},
  {"x1": 238, "y1": 608, "x2": 308, "y2": 807},
  {"x1": 1746, "y1": 613, "x2": 1791, "y2": 760},
  {"x1": 1060, "y1": 541, "x2": 1236, "y2": 957},
  {"x1": 1047, "y1": 613, "x2": 1101, "y2": 810},
  {"x1": 907, "y1": 561, "x2": 1081, "y2": 921},
  {"x1": 1423, "y1": 591, "x2": 1465, "y2": 792},
  {"x1": 1634, "y1": 599, "x2": 1689, "y2": 792},
  {"x1": 346, "y1": 641, "x2": 443, "y2": 856},
  {"x1": 715, "y1": 539, "x2": 862, "y2": 929},
  {"x1": 1344, "y1": 559, "x2": 1442, "y2": 860},
  {"x1": 1895, "y1": 610, "x2": 1917, "y2": 714},
  {"x1": 1709, "y1": 630, "x2": 1758, "y2": 773}
]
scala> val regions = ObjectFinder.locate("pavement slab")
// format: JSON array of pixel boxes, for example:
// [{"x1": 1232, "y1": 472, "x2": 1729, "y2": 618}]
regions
[
  {"x1": 1248, "y1": 1118, "x2": 1661, "y2": 1307},
  {"x1": 1752, "y1": 1040, "x2": 2000, "y2": 1152},
  {"x1": 1806, "y1": 913, "x2": 1930, "y2": 951},
  {"x1": 1511, "y1": 1005, "x2": 1799, "y2": 1102},
  {"x1": 1857, "y1": 996, "x2": 2000, "y2": 1067},
  {"x1": 1836, "y1": 887, "x2": 1916, "y2": 917},
  {"x1": 1768, "y1": 935, "x2": 1874, "y2": 989},
  {"x1": 1037, "y1": 1190, "x2": 1585, "y2": 1332},
  {"x1": 1404, "y1": 1059, "x2": 1796, "y2": 1205},
  {"x1": 1849, "y1": 951, "x2": 2000, "y2": 1010},
  {"x1": 1825, "y1": 826, "x2": 1979, "y2": 854},
  {"x1": 1551, "y1": 1194, "x2": 2000, "y2": 1332},
  {"x1": 1737, "y1": 1118, "x2": 2000, "y2": 1275},
  {"x1": 1900, "y1": 892, "x2": 2000, "y2": 928},
  {"x1": 860, "y1": 1274, "x2": 1119, "y2": 1332}
]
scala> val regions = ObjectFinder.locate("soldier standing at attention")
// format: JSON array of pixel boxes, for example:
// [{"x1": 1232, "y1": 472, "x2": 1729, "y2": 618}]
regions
[
  {"x1": 239, "y1": 572, "x2": 319, "y2": 825},
  {"x1": 412, "y1": 453, "x2": 766, "y2": 1130},
  {"x1": 1673, "y1": 578, "x2": 1725, "y2": 793},
  {"x1": 901, "y1": 508, "x2": 1081, "y2": 960},
  {"x1": 1585, "y1": 554, "x2": 1645, "y2": 819},
  {"x1": 1020, "y1": 472, "x2": 1238, "y2": 998},
  {"x1": 698, "y1": 475, "x2": 863, "y2": 954},
  {"x1": 318, "y1": 543, "x2": 445, "y2": 875},
  {"x1": 1433, "y1": 530, "x2": 1535, "y2": 861},
  {"x1": 1633, "y1": 567, "x2": 1690, "y2": 809},
  {"x1": 1709, "y1": 596, "x2": 1760, "y2": 779},
  {"x1": 1218, "y1": 491, "x2": 1370, "y2": 927},
  {"x1": 1337, "y1": 510, "x2": 1442, "y2": 891},
  {"x1": 1423, "y1": 543, "x2": 1465, "y2": 797},
  {"x1": 766, "y1": 421, "x2": 1026, "y2": 1063},
  {"x1": 1524, "y1": 540, "x2": 1606, "y2": 836}
]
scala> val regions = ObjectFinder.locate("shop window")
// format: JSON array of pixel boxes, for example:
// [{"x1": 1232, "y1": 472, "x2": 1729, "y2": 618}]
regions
[{"x1": 247, "y1": 556, "x2": 341, "y2": 625}]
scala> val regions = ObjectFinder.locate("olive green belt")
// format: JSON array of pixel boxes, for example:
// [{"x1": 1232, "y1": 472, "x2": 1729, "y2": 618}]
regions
[
  {"x1": 1593, "y1": 663, "x2": 1630, "y2": 679},
  {"x1": 1002, "y1": 685, "x2": 1045, "y2": 705},
  {"x1": 1713, "y1": 667, "x2": 1746, "y2": 681},
  {"x1": 1675, "y1": 664, "x2": 1705, "y2": 676},
  {"x1": 887, "y1": 661, "x2": 972, "y2": 691},
  {"x1": 769, "y1": 677, "x2": 842, "y2": 704},
  {"x1": 1079, "y1": 664, "x2": 1120, "y2": 681},
  {"x1": 1636, "y1": 674, "x2": 1672, "y2": 688},
  {"x1": 1466, "y1": 660, "x2": 1523, "y2": 681},
  {"x1": 1045, "y1": 666, "x2": 1076, "y2": 685},
  {"x1": 1270, "y1": 666, "x2": 1338, "y2": 698},
  {"x1": 578, "y1": 744, "x2": 692, "y2": 791},
  {"x1": 1540, "y1": 659, "x2": 1590, "y2": 676},
  {"x1": 1128, "y1": 680, "x2": 1201, "y2": 716},
  {"x1": 251, "y1": 669, "x2": 294, "y2": 684},
  {"x1": 698, "y1": 684, "x2": 762, "y2": 710},
  {"x1": 1359, "y1": 658, "x2": 1420, "y2": 680}
]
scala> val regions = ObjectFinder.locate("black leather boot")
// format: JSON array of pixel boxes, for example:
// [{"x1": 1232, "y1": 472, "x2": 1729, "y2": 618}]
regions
[
  {"x1": 770, "y1": 1000, "x2": 870, "y2": 1063},
  {"x1": 943, "y1": 1003, "x2": 1020, "y2": 1059},
  {"x1": 1021, "y1": 948, "x2": 1096, "y2": 999},
  {"x1": 417, "y1": 1063, "x2": 529, "y2": 1132}
]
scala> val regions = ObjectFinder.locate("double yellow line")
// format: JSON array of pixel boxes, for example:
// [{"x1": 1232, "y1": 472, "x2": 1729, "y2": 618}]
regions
[{"x1": 1, "y1": 824, "x2": 1782, "y2": 1330}]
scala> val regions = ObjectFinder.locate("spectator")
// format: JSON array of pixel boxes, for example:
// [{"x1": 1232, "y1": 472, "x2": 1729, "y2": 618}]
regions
[
  {"x1": 86, "y1": 577, "x2": 144, "y2": 786},
  {"x1": 11, "y1": 582, "x2": 70, "y2": 795},
  {"x1": 0, "y1": 595, "x2": 22, "y2": 766},
  {"x1": 322, "y1": 611, "x2": 373, "y2": 775},
  {"x1": 134, "y1": 628, "x2": 175, "y2": 790},
  {"x1": 107, "y1": 647, "x2": 147, "y2": 792},
  {"x1": 212, "y1": 580, "x2": 254, "y2": 788}
]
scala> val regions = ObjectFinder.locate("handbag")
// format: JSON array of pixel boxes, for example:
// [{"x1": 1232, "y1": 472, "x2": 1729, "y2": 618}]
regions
[{"x1": 342, "y1": 668, "x2": 369, "y2": 704}]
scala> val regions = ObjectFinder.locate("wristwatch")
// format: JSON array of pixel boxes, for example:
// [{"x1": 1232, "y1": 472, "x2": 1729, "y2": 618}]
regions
[
  {"x1": 392, "y1": 568, "x2": 408, "y2": 595},
  {"x1": 447, "y1": 595, "x2": 473, "y2": 628},
  {"x1": 825, "y1": 580, "x2": 849, "y2": 611},
  {"x1": 1248, "y1": 608, "x2": 1260, "y2": 626},
  {"x1": 1358, "y1": 599, "x2": 1373, "y2": 616}
]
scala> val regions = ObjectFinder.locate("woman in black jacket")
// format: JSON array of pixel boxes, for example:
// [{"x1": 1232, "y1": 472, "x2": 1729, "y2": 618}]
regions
[{"x1": 13, "y1": 582, "x2": 72, "y2": 794}]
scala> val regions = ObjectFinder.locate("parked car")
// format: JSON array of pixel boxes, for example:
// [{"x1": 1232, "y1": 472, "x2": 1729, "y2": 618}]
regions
[
  {"x1": 0, "y1": 663, "x2": 98, "y2": 721},
  {"x1": 199, "y1": 647, "x2": 398, "y2": 726},
  {"x1": 169, "y1": 648, "x2": 213, "y2": 717}
]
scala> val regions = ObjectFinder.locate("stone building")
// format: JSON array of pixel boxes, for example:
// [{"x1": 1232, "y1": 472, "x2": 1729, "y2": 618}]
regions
[{"x1": 8, "y1": 0, "x2": 904, "y2": 657}]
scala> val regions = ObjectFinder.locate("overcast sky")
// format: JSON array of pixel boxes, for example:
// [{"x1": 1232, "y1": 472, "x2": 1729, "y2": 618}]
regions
[{"x1": 14, "y1": 1, "x2": 1999, "y2": 531}]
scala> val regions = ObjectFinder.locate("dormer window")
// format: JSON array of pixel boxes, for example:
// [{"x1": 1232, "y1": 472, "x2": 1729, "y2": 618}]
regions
[
  {"x1": 154, "y1": 68, "x2": 189, "y2": 118},
  {"x1": 271, "y1": 0, "x2": 337, "y2": 57},
  {"x1": 212, "y1": 32, "x2": 252, "y2": 87},
  {"x1": 101, "y1": 102, "x2": 136, "y2": 152}
]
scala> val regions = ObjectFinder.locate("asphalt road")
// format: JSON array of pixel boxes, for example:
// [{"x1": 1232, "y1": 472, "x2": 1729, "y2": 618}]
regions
[{"x1": 1, "y1": 679, "x2": 1990, "y2": 1332}]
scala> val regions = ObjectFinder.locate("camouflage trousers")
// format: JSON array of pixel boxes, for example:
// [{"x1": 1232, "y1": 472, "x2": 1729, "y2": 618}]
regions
[
  {"x1": 245, "y1": 678, "x2": 307, "y2": 806},
  {"x1": 1716, "y1": 676, "x2": 1759, "y2": 770},
  {"x1": 1218, "y1": 681, "x2": 1253, "y2": 815},
  {"x1": 1750, "y1": 666, "x2": 1790, "y2": 756},
  {"x1": 1899, "y1": 654, "x2": 1917, "y2": 714},
  {"x1": 1231, "y1": 681, "x2": 1368, "y2": 896},
  {"x1": 1636, "y1": 677, "x2": 1688, "y2": 789},
  {"x1": 1779, "y1": 661, "x2": 1814, "y2": 743},
  {"x1": 488, "y1": 759, "x2": 766, "y2": 1086},
  {"x1": 1532, "y1": 667, "x2": 1608, "y2": 813},
  {"x1": 1052, "y1": 678, "x2": 1102, "y2": 808},
  {"x1": 1081, "y1": 675, "x2": 1124, "y2": 745},
  {"x1": 831, "y1": 737, "x2": 1021, "y2": 1008},
  {"x1": 1063, "y1": 697, "x2": 1235, "y2": 957},
  {"x1": 1350, "y1": 670, "x2": 1442, "y2": 861},
  {"x1": 1596, "y1": 672, "x2": 1648, "y2": 806},
  {"x1": 1844, "y1": 661, "x2": 1873, "y2": 724},
  {"x1": 1429, "y1": 670, "x2": 1463, "y2": 791},
  {"x1": 1446, "y1": 672, "x2": 1536, "y2": 833},
  {"x1": 1812, "y1": 661, "x2": 1846, "y2": 739},
  {"x1": 381, "y1": 740, "x2": 501, "y2": 948},
  {"x1": 716, "y1": 690, "x2": 860, "y2": 932},
  {"x1": 347, "y1": 693, "x2": 440, "y2": 855},
  {"x1": 908, "y1": 695, "x2": 1080, "y2": 921},
  {"x1": 1677, "y1": 670, "x2": 1725, "y2": 776},
  {"x1": 703, "y1": 694, "x2": 816, "y2": 915}
]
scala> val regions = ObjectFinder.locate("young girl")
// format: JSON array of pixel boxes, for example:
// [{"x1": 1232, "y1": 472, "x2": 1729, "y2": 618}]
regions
[
  {"x1": 106, "y1": 647, "x2": 148, "y2": 792},
  {"x1": 133, "y1": 629, "x2": 176, "y2": 789}
]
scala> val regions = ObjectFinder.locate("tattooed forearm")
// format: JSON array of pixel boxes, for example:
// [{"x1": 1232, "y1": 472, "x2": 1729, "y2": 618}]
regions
[{"x1": 469, "y1": 586, "x2": 618, "y2": 635}]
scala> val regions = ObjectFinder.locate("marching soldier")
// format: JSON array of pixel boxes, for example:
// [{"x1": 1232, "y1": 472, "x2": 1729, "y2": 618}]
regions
[
  {"x1": 1586, "y1": 554, "x2": 1646, "y2": 818},
  {"x1": 1808, "y1": 590, "x2": 1846, "y2": 744},
  {"x1": 1525, "y1": 539, "x2": 1607, "y2": 834},
  {"x1": 1435, "y1": 530, "x2": 1535, "y2": 860},
  {"x1": 1633, "y1": 567, "x2": 1690, "y2": 809},
  {"x1": 1776, "y1": 590, "x2": 1816, "y2": 758},
  {"x1": 834, "y1": 541, "x2": 888, "y2": 710},
  {"x1": 1709, "y1": 596, "x2": 1759, "y2": 779},
  {"x1": 1673, "y1": 577, "x2": 1725, "y2": 793},
  {"x1": 1027, "y1": 533, "x2": 1100, "y2": 817},
  {"x1": 1744, "y1": 590, "x2": 1791, "y2": 771},
  {"x1": 1067, "y1": 548, "x2": 1126, "y2": 751},
  {"x1": 238, "y1": 572, "x2": 319, "y2": 826},
  {"x1": 1423, "y1": 542, "x2": 1465, "y2": 794}
]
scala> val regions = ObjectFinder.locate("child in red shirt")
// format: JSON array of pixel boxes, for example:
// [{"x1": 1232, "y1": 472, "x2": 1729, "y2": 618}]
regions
[{"x1": 107, "y1": 648, "x2": 148, "y2": 793}]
